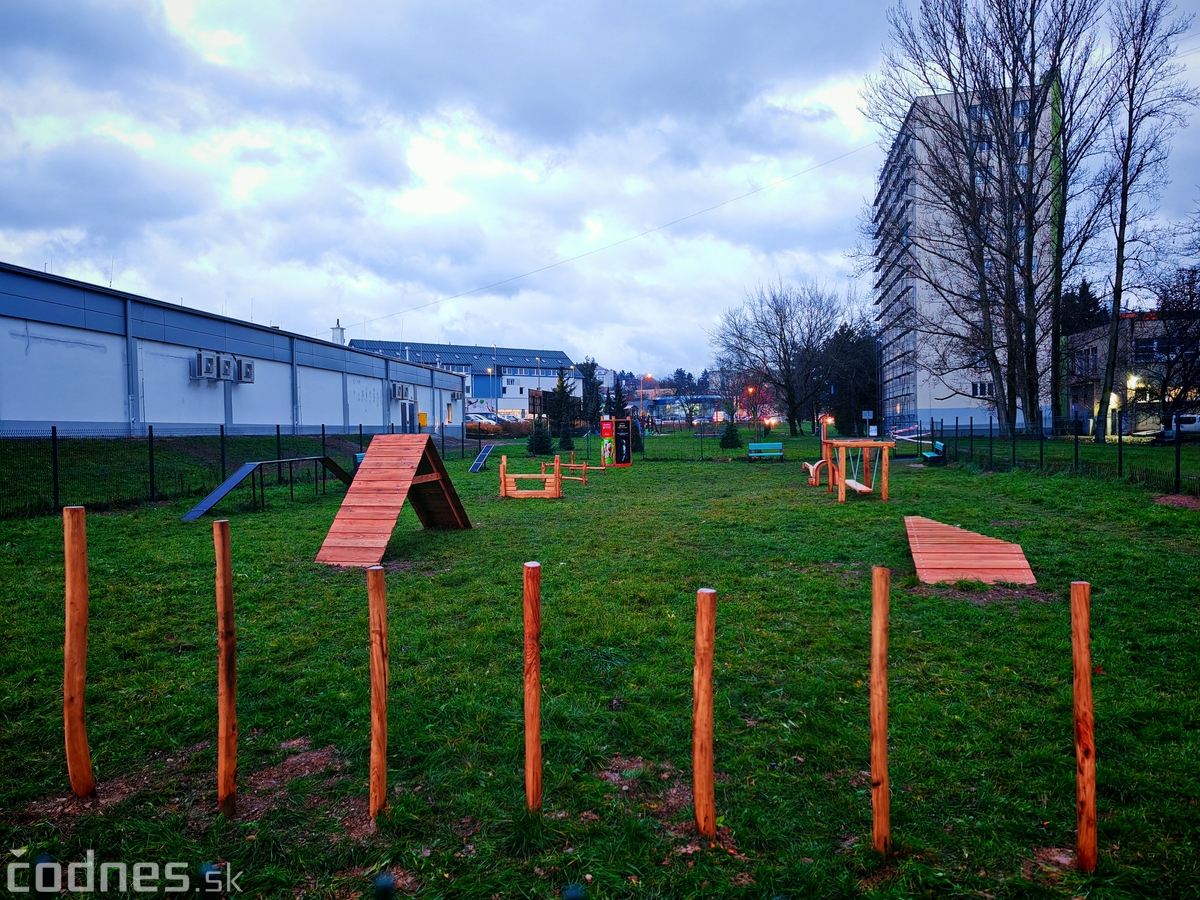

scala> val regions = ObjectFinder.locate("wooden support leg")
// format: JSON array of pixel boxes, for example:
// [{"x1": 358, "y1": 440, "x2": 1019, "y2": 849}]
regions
[
  {"x1": 838, "y1": 447, "x2": 847, "y2": 503},
  {"x1": 881, "y1": 448, "x2": 890, "y2": 502}
]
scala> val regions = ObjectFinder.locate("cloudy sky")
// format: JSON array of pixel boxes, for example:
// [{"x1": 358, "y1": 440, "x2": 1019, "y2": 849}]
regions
[{"x1": 1, "y1": 1, "x2": 1198, "y2": 375}]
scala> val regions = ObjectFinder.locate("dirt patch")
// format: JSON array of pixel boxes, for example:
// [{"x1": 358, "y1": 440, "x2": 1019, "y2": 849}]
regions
[
  {"x1": 1021, "y1": 847, "x2": 1076, "y2": 885},
  {"x1": 1154, "y1": 493, "x2": 1200, "y2": 509},
  {"x1": 858, "y1": 866, "x2": 897, "y2": 890},
  {"x1": 911, "y1": 583, "x2": 1059, "y2": 606},
  {"x1": 235, "y1": 745, "x2": 344, "y2": 822},
  {"x1": 17, "y1": 741, "x2": 211, "y2": 827}
]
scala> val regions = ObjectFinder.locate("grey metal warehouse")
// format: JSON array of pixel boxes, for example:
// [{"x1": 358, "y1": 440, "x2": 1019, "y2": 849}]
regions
[{"x1": 0, "y1": 260, "x2": 465, "y2": 436}]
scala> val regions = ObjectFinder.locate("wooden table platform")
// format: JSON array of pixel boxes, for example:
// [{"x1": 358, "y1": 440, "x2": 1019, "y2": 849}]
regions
[
  {"x1": 904, "y1": 516, "x2": 1036, "y2": 584},
  {"x1": 316, "y1": 435, "x2": 470, "y2": 568}
]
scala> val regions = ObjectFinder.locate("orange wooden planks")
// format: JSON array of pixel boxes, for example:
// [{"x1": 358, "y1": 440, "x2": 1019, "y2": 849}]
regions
[
  {"x1": 904, "y1": 516, "x2": 1036, "y2": 585},
  {"x1": 316, "y1": 435, "x2": 470, "y2": 567}
]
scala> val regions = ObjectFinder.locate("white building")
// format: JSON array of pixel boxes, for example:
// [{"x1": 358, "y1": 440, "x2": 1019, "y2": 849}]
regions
[{"x1": 0, "y1": 261, "x2": 465, "y2": 436}]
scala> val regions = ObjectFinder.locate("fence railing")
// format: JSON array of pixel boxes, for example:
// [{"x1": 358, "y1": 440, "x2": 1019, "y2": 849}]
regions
[{"x1": 0, "y1": 423, "x2": 473, "y2": 519}]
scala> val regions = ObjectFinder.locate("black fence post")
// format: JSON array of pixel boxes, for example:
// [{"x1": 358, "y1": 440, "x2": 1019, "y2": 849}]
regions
[
  {"x1": 390, "y1": 422, "x2": 395, "y2": 434},
  {"x1": 321, "y1": 424, "x2": 327, "y2": 493},
  {"x1": 969, "y1": 416, "x2": 974, "y2": 460},
  {"x1": 1175, "y1": 425, "x2": 1182, "y2": 494},
  {"x1": 478, "y1": 424, "x2": 482, "y2": 455},
  {"x1": 1074, "y1": 413, "x2": 1080, "y2": 472},
  {"x1": 1039, "y1": 424, "x2": 1045, "y2": 470},
  {"x1": 1118, "y1": 421, "x2": 1124, "y2": 478},
  {"x1": 276, "y1": 424, "x2": 283, "y2": 485},
  {"x1": 989, "y1": 417, "x2": 994, "y2": 470},
  {"x1": 1011, "y1": 420, "x2": 1017, "y2": 470},
  {"x1": 441, "y1": 421, "x2": 445, "y2": 458},
  {"x1": 954, "y1": 416, "x2": 959, "y2": 460},
  {"x1": 148, "y1": 424, "x2": 156, "y2": 501},
  {"x1": 358, "y1": 423, "x2": 364, "y2": 452},
  {"x1": 52, "y1": 425, "x2": 60, "y2": 511},
  {"x1": 220, "y1": 425, "x2": 226, "y2": 483}
]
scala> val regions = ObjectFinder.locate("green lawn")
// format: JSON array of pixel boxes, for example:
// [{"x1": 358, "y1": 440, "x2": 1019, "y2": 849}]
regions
[{"x1": 2, "y1": 434, "x2": 1198, "y2": 898}]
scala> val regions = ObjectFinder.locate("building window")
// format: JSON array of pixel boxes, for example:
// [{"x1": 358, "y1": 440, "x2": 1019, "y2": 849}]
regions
[
  {"x1": 974, "y1": 135, "x2": 993, "y2": 154},
  {"x1": 1013, "y1": 131, "x2": 1029, "y2": 149},
  {"x1": 972, "y1": 382, "x2": 996, "y2": 398},
  {"x1": 1012, "y1": 99, "x2": 1030, "y2": 119},
  {"x1": 519, "y1": 387, "x2": 524, "y2": 395},
  {"x1": 1014, "y1": 162, "x2": 1028, "y2": 181},
  {"x1": 969, "y1": 104, "x2": 985, "y2": 122}
]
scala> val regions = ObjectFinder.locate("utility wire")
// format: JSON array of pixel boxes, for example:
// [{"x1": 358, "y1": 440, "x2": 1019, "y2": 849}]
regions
[{"x1": 318, "y1": 141, "x2": 877, "y2": 338}]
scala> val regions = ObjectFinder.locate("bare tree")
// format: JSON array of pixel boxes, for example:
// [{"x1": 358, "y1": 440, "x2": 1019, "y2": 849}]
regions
[
  {"x1": 710, "y1": 280, "x2": 841, "y2": 435},
  {"x1": 864, "y1": 0, "x2": 1112, "y2": 434},
  {"x1": 1093, "y1": 0, "x2": 1197, "y2": 441},
  {"x1": 1138, "y1": 266, "x2": 1200, "y2": 422}
]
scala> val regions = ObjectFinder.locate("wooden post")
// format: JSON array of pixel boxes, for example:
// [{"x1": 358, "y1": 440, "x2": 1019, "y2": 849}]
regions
[
  {"x1": 523, "y1": 562, "x2": 542, "y2": 811},
  {"x1": 500, "y1": 455, "x2": 508, "y2": 498},
  {"x1": 837, "y1": 446, "x2": 847, "y2": 503},
  {"x1": 693, "y1": 588, "x2": 717, "y2": 838},
  {"x1": 553, "y1": 455, "x2": 562, "y2": 498},
  {"x1": 367, "y1": 566, "x2": 389, "y2": 818},
  {"x1": 1071, "y1": 581, "x2": 1097, "y2": 872},
  {"x1": 213, "y1": 520, "x2": 237, "y2": 818},
  {"x1": 881, "y1": 446, "x2": 890, "y2": 502},
  {"x1": 63, "y1": 507, "x2": 95, "y2": 797},
  {"x1": 870, "y1": 567, "x2": 890, "y2": 854}
]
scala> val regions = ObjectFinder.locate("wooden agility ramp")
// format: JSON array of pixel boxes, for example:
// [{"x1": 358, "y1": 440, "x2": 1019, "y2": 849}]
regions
[
  {"x1": 904, "y1": 516, "x2": 1036, "y2": 585},
  {"x1": 316, "y1": 435, "x2": 470, "y2": 568}
]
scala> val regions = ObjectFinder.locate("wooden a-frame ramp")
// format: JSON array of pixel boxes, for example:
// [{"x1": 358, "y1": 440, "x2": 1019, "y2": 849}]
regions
[
  {"x1": 316, "y1": 435, "x2": 470, "y2": 568},
  {"x1": 904, "y1": 516, "x2": 1036, "y2": 585}
]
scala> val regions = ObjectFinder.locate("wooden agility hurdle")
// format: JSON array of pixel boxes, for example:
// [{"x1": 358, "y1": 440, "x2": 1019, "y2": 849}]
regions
[
  {"x1": 540, "y1": 451, "x2": 591, "y2": 485},
  {"x1": 500, "y1": 455, "x2": 562, "y2": 499}
]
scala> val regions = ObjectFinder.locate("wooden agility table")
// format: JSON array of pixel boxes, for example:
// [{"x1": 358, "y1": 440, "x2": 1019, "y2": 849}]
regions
[{"x1": 827, "y1": 439, "x2": 896, "y2": 502}]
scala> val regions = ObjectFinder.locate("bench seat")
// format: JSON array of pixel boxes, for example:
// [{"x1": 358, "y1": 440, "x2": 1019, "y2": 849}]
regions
[{"x1": 748, "y1": 442, "x2": 784, "y2": 461}]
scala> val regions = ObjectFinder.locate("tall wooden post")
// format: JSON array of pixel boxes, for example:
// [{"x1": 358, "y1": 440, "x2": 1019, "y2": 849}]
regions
[
  {"x1": 213, "y1": 520, "x2": 237, "y2": 818},
  {"x1": 880, "y1": 446, "x2": 890, "y2": 501},
  {"x1": 1071, "y1": 581, "x2": 1097, "y2": 872},
  {"x1": 693, "y1": 588, "x2": 717, "y2": 838},
  {"x1": 870, "y1": 567, "x2": 891, "y2": 854},
  {"x1": 523, "y1": 562, "x2": 542, "y2": 811},
  {"x1": 63, "y1": 507, "x2": 95, "y2": 797},
  {"x1": 367, "y1": 566, "x2": 389, "y2": 818}
]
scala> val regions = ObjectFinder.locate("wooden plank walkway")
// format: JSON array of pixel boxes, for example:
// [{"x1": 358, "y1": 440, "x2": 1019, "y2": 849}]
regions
[
  {"x1": 904, "y1": 516, "x2": 1036, "y2": 585},
  {"x1": 316, "y1": 435, "x2": 470, "y2": 568}
]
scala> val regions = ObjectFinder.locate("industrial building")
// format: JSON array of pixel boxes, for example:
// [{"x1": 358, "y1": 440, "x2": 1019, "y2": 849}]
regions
[
  {"x1": 349, "y1": 340, "x2": 612, "y2": 419},
  {"x1": 0, "y1": 261, "x2": 465, "y2": 436}
]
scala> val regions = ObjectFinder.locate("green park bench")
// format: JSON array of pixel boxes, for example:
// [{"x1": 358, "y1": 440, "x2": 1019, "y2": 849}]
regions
[
  {"x1": 748, "y1": 442, "x2": 784, "y2": 461},
  {"x1": 921, "y1": 441, "x2": 946, "y2": 465}
]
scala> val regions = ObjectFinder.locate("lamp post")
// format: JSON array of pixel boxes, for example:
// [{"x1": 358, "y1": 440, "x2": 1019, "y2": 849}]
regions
[
  {"x1": 487, "y1": 367, "x2": 493, "y2": 415},
  {"x1": 747, "y1": 385, "x2": 758, "y2": 440}
]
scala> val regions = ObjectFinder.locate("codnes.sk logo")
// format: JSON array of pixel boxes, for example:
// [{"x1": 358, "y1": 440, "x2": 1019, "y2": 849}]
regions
[{"x1": 7, "y1": 848, "x2": 244, "y2": 894}]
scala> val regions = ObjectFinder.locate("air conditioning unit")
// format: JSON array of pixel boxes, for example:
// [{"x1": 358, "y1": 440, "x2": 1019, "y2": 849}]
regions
[
  {"x1": 390, "y1": 382, "x2": 410, "y2": 400},
  {"x1": 236, "y1": 358, "x2": 255, "y2": 383},
  {"x1": 218, "y1": 354, "x2": 237, "y2": 381},
  {"x1": 195, "y1": 350, "x2": 218, "y2": 380}
]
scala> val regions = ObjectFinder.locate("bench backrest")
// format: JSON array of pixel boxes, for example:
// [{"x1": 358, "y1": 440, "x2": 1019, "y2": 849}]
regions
[
  {"x1": 933, "y1": 441, "x2": 945, "y2": 453},
  {"x1": 748, "y1": 442, "x2": 784, "y2": 451}
]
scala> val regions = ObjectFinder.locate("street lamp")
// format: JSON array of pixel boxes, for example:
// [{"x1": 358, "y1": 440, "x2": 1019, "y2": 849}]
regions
[
  {"x1": 641, "y1": 373, "x2": 651, "y2": 418},
  {"x1": 486, "y1": 367, "x2": 493, "y2": 416}
]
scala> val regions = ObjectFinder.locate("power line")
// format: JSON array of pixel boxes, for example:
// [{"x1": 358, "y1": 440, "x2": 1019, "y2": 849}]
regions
[{"x1": 316, "y1": 141, "x2": 877, "y2": 338}]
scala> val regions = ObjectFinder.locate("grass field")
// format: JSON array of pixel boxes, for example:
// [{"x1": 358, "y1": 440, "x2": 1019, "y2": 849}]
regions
[{"x1": 2, "y1": 433, "x2": 1198, "y2": 898}]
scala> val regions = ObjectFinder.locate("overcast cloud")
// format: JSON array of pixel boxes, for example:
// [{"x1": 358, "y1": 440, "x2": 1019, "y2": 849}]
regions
[{"x1": 0, "y1": 0, "x2": 1197, "y2": 374}]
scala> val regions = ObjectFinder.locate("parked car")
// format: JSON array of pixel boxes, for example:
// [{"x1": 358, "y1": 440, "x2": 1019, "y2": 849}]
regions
[{"x1": 1155, "y1": 414, "x2": 1200, "y2": 443}]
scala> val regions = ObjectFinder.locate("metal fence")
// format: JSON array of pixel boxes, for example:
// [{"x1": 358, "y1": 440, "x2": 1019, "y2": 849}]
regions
[
  {"x1": 0, "y1": 424, "x2": 468, "y2": 519},
  {"x1": 907, "y1": 415, "x2": 1200, "y2": 498}
]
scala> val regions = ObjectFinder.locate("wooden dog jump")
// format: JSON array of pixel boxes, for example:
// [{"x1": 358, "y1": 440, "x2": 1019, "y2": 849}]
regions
[
  {"x1": 501, "y1": 455, "x2": 562, "y2": 499},
  {"x1": 540, "y1": 451, "x2": 592, "y2": 485}
]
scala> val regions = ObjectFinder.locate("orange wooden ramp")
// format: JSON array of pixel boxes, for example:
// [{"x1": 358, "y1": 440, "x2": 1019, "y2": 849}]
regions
[
  {"x1": 904, "y1": 516, "x2": 1036, "y2": 585},
  {"x1": 316, "y1": 435, "x2": 470, "y2": 568}
]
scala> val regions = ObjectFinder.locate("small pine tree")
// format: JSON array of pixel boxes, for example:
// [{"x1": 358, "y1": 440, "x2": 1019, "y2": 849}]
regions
[
  {"x1": 719, "y1": 421, "x2": 742, "y2": 449},
  {"x1": 631, "y1": 418, "x2": 643, "y2": 453},
  {"x1": 559, "y1": 430, "x2": 574, "y2": 451},
  {"x1": 527, "y1": 417, "x2": 553, "y2": 455}
]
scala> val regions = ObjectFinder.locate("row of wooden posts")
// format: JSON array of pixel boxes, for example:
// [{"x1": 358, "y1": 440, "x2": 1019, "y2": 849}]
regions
[{"x1": 60, "y1": 509, "x2": 1096, "y2": 870}]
